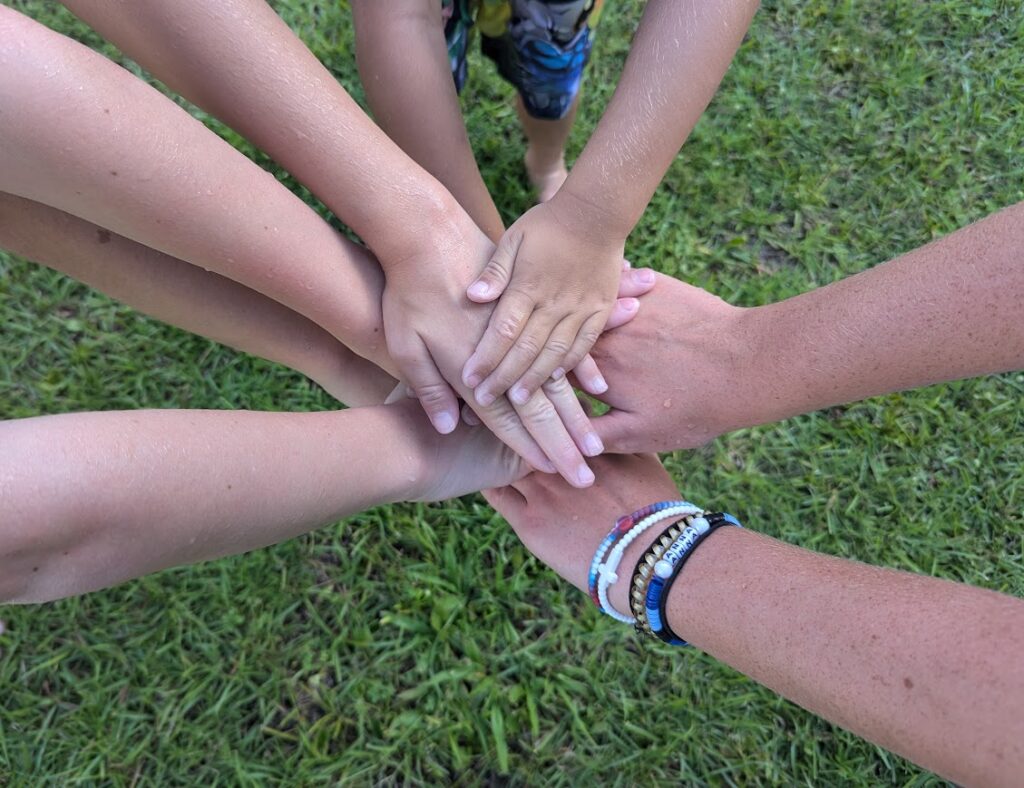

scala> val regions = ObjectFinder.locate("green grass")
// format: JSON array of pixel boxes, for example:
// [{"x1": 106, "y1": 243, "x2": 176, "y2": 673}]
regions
[{"x1": 2, "y1": 0, "x2": 1023, "y2": 783}]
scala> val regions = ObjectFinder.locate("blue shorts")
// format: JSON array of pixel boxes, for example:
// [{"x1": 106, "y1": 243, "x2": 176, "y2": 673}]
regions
[{"x1": 443, "y1": 0, "x2": 603, "y2": 120}]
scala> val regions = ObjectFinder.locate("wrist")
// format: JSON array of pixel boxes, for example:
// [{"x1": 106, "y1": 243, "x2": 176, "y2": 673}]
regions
[
  {"x1": 733, "y1": 301, "x2": 822, "y2": 427},
  {"x1": 548, "y1": 182, "x2": 634, "y2": 248}
]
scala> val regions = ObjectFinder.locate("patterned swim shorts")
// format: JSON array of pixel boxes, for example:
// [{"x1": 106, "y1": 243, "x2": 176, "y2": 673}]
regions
[{"x1": 443, "y1": 0, "x2": 604, "y2": 120}]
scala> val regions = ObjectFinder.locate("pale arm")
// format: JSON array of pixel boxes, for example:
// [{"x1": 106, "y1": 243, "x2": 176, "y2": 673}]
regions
[
  {"x1": 60, "y1": 0, "x2": 468, "y2": 268},
  {"x1": 0, "y1": 7, "x2": 389, "y2": 369},
  {"x1": 0, "y1": 193, "x2": 396, "y2": 407},
  {"x1": 0, "y1": 401, "x2": 523, "y2": 604},
  {"x1": 351, "y1": 0, "x2": 505, "y2": 242}
]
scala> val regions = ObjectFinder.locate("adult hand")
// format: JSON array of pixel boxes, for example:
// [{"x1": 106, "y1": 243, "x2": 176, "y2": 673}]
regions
[
  {"x1": 587, "y1": 272, "x2": 756, "y2": 453},
  {"x1": 486, "y1": 453, "x2": 680, "y2": 614},
  {"x1": 461, "y1": 192, "x2": 626, "y2": 407}
]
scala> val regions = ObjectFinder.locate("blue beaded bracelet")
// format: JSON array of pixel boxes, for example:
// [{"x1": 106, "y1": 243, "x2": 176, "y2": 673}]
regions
[
  {"x1": 645, "y1": 512, "x2": 742, "y2": 646},
  {"x1": 587, "y1": 501, "x2": 697, "y2": 610}
]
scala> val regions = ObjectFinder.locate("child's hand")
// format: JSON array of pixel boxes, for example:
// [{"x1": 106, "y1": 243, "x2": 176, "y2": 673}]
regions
[
  {"x1": 460, "y1": 195, "x2": 628, "y2": 407},
  {"x1": 382, "y1": 220, "x2": 604, "y2": 487}
]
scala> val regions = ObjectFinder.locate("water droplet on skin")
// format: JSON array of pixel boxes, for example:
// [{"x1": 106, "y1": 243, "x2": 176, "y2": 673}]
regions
[{"x1": 662, "y1": 398, "x2": 673, "y2": 409}]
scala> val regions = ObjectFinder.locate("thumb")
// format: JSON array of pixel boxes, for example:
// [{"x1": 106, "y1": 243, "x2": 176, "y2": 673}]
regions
[
  {"x1": 590, "y1": 409, "x2": 638, "y2": 454},
  {"x1": 482, "y1": 485, "x2": 527, "y2": 520},
  {"x1": 467, "y1": 228, "x2": 522, "y2": 303}
]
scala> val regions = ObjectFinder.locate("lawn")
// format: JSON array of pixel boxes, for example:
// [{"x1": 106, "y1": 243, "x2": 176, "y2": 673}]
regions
[{"x1": 1, "y1": 0, "x2": 1023, "y2": 784}]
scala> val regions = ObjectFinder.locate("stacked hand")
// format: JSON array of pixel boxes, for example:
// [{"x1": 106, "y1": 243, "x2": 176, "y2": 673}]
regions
[
  {"x1": 461, "y1": 191, "x2": 629, "y2": 408},
  {"x1": 381, "y1": 210, "x2": 655, "y2": 488}
]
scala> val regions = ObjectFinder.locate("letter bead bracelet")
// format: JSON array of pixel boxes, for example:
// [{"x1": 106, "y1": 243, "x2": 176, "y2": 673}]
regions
[{"x1": 632, "y1": 512, "x2": 742, "y2": 646}]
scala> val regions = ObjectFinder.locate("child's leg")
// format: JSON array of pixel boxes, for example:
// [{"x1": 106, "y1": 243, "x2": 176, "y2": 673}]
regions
[
  {"x1": 481, "y1": 1, "x2": 599, "y2": 202},
  {"x1": 517, "y1": 93, "x2": 579, "y2": 203},
  {"x1": 0, "y1": 193, "x2": 396, "y2": 406},
  {"x1": 0, "y1": 7, "x2": 386, "y2": 366}
]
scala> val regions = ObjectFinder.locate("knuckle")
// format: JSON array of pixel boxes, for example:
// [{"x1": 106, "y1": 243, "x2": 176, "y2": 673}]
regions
[
  {"x1": 514, "y1": 335, "x2": 542, "y2": 357},
  {"x1": 496, "y1": 315, "x2": 524, "y2": 341},
  {"x1": 488, "y1": 405, "x2": 525, "y2": 436},
  {"x1": 411, "y1": 382, "x2": 450, "y2": 407},
  {"x1": 544, "y1": 337, "x2": 571, "y2": 357}
]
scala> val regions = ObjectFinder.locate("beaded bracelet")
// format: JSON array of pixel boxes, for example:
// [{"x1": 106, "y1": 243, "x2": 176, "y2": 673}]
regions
[
  {"x1": 628, "y1": 522, "x2": 686, "y2": 635},
  {"x1": 595, "y1": 504, "x2": 703, "y2": 624},
  {"x1": 645, "y1": 512, "x2": 743, "y2": 646},
  {"x1": 587, "y1": 501, "x2": 697, "y2": 608}
]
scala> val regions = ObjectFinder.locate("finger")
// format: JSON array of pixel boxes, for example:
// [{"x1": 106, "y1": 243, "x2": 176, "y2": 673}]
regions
[
  {"x1": 393, "y1": 337, "x2": 460, "y2": 434},
  {"x1": 616, "y1": 267, "x2": 657, "y2": 298},
  {"x1": 591, "y1": 409, "x2": 639, "y2": 454},
  {"x1": 514, "y1": 387, "x2": 595, "y2": 488},
  {"x1": 481, "y1": 485, "x2": 527, "y2": 517},
  {"x1": 604, "y1": 297, "x2": 640, "y2": 331},
  {"x1": 461, "y1": 290, "x2": 535, "y2": 390},
  {"x1": 475, "y1": 396, "x2": 557, "y2": 474},
  {"x1": 384, "y1": 382, "x2": 407, "y2": 405},
  {"x1": 467, "y1": 227, "x2": 522, "y2": 303},
  {"x1": 543, "y1": 375, "x2": 603, "y2": 458},
  {"x1": 461, "y1": 402, "x2": 481, "y2": 426},
  {"x1": 549, "y1": 312, "x2": 606, "y2": 387},
  {"x1": 622, "y1": 258, "x2": 631, "y2": 269},
  {"x1": 570, "y1": 354, "x2": 608, "y2": 396},
  {"x1": 509, "y1": 317, "x2": 584, "y2": 402},
  {"x1": 476, "y1": 311, "x2": 563, "y2": 406}
]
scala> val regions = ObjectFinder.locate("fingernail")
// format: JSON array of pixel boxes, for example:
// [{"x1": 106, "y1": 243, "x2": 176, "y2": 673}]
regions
[
  {"x1": 476, "y1": 389, "x2": 496, "y2": 407},
  {"x1": 468, "y1": 282, "x2": 491, "y2": 299},
  {"x1": 583, "y1": 432, "x2": 604, "y2": 456},
  {"x1": 577, "y1": 465, "x2": 596, "y2": 487},
  {"x1": 635, "y1": 269, "x2": 655, "y2": 284},
  {"x1": 464, "y1": 372, "x2": 481, "y2": 389},
  {"x1": 434, "y1": 412, "x2": 456, "y2": 434},
  {"x1": 510, "y1": 386, "x2": 530, "y2": 405},
  {"x1": 551, "y1": 367, "x2": 566, "y2": 380},
  {"x1": 591, "y1": 373, "x2": 608, "y2": 394},
  {"x1": 623, "y1": 297, "x2": 639, "y2": 312}
]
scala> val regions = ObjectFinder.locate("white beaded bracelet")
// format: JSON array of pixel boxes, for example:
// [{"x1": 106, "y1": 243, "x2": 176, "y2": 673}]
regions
[{"x1": 596, "y1": 504, "x2": 702, "y2": 624}]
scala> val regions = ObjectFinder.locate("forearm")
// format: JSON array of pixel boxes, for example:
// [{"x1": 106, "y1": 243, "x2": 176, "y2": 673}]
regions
[
  {"x1": 665, "y1": 527, "x2": 1024, "y2": 785},
  {"x1": 0, "y1": 193, "x2": 395, "y2": 407},
  {"x1": 352, "y1": 1, "x2": 504, "y2": 242},
  {"x1": 0, "y1": 403, "x2": 436, "y2": 604},
  {"x1": 0, "y1": 8, "x2": 388, "y2": 364},
  {"x1": 737, "y1": 201, "x2": 1024, "y2": 424},
  {"x1": 559, "y1": 0, "x2": 759, "y2": 238},
  {"x1": 62, "y1": 0, "x2": 466, "y2": 263}
]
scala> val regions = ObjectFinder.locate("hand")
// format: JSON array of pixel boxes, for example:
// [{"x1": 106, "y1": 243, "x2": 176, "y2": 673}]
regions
[
  {"x1": 486, "y1": 453, "x2": 681, "y2": 613},
  {"x1": 461, "y1": 192, "x2": 627, "y2": 407},
  {"x1": 389, "y1": 399, "x2": 529, "y2": 503},
  {"x1": 587, "y1": 273, "x2": 755, "y2": 453},
  {"x1": 381, "y1": 216, "x2": 603, "y2": 487}
]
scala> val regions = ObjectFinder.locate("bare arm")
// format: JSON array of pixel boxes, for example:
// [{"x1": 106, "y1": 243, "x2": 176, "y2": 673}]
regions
[
  {"x1": 0, "y1": 193, "x2": 396, "y2": 407},
  {"x1": 0, "y1": 401, "x2": 524, "y2": 604},
  {"x1": 493, "y1": 454, "x2": 1024, "y2": 786},
  {"x1": 60, "y1": 0, "x2": 467, "y2": 268},
  {"x1": 558, "y1": 0, "x2": 761, "y2": 239},
  {"x1": 0, "y1": 6, "x2": 389, "y2": 370},
  {"x1": 591, "y1": 202, "x2": 1024, "y2": 452},
  {"x1": 351, "y1": 0, "x2": 505, "y2": 242}
]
